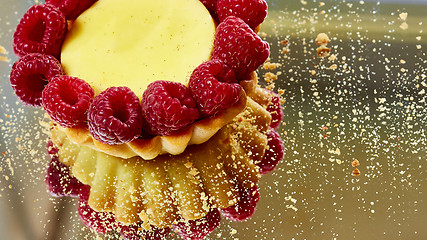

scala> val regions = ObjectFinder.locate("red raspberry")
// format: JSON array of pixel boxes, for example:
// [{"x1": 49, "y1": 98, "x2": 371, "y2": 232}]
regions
[
  {"x1": 46, "y1": 139, "x2": 59, "y2": 155},
  {"x1": 257, "y1": 129, "x2": 284, "y2": 175},
  {"x1": 173, "y1": 209, "x2": 221, "y2": 240},
  {"x1": 189, "y1": 60, "x2": 242, "y2": 117},
  {"x1": 200, "y1": 0, "x2": 218, "y2": 20},
  {"x1": 141, "y1": 81, "x2": 199, "y2": 136},
  {"x1": 217, "y1": 0, "x2": 268, "y2": 30},
  {"x1": 45, "y1": 0, "x2": 97, "y2": 20},
  {"x1": 220, "y1": 185, "x2": 259, "y2": 221},
  {"x1": 10, "y1": 53, "x2": 63, "y2": 107},
  {"x1": 211, "y1": 16, "x2": 270, "y2": 79},
  {"x1": 265, "y1": 90, "x2": 283, "y2": 129},
  {"x1": 87, "y1": 87, "x2": 143, "y2": 145},
  {"x1": 42, "y1": 76, "x2": 94, "y2": 128},
  {"x1": 13, "y1": 4, "x2": 67, "y2": 58},
  {"x1": 120, "y1": 223, "x2": 170, "y2": 240},
  {"x1": 78, "y1": 185, "x2": 117, "y2": 234},
  {"x1": 45, "y1": 142, "x2": 83, "y2": 197}
]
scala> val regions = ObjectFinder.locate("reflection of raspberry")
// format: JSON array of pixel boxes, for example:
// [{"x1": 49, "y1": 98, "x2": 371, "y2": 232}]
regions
[
  {"x1": 265, "y1": 90, "x2": 283, "y2": 129},
  {"x1": 13, "y1": 4, "x2": 67, "y2": 58},
  {"x1": 211, "y1": 16, "x2": 270, "y2": 79},
  {"x1": 220, "y1": 185, "x2": 259, "y2": 221},
  {"x1": 10, "y1": 53, "x2": 63, "y2": 107},
  {"x1": 88, "y1": 87, "x2": 143, "y2": 145},
  {"x1": 217, "y1": 0, "x2": 268, "y2": 30},
  {"x1": 45, "y1": 141, "x2": 83, "y2": 197},
  {"x1": 46, "y1": 0, "x2": 97, "y2": 20},
  {"x1": 120, "y1": 222, "x2": 170, "y2": 240},
  {"x1": 78, "y1": 185, "x2": 117, "y2": 234},
  {"x1": 257, "y1": 129, "x2": 284, "y2": 175},
  {"x1": 173, "y1": 209, "x2": 221, "y2": 240},
  {"x1": 42, "y1": 76, "x2": 94, "y2": 128},
  {"x1": 189, "y1": 60, "x2": 242, "y2": 117},
  {"x1": 141, "y1": 81, "x2": 199, "y2": 136}
]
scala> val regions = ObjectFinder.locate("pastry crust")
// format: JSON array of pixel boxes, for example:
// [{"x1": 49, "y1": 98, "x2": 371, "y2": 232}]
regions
[{"x1": 50, "y1": 84, "x2": 272, "y2": 227}]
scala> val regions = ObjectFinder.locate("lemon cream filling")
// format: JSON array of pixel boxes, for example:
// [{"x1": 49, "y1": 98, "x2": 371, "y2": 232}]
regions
[{"x1": 61, "y1": 0, "x2": 216, "y2": 97}]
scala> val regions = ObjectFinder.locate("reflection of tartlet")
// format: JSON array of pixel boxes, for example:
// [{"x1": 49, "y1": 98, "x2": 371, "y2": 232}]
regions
[{"x1": 11, "y1": 0, "x2": 284, "y2": 239}]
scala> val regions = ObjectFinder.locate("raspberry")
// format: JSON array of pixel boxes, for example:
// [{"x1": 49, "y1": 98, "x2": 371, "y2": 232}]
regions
[
  {"x1": 120, "y1": 223, "x2": 170, "y2": 240},
  {"x1": 220, "y1": 185, "x2": 259, "y2": 221},
  {"x1": 257, "y1": 129, "x2": 284, "y2": 175},
  {"x1": 45, "y1": 0, "x2": 97, "y2": 20},
  {"x1": 46, "y1": 139, "x2": 59, "y2": 156},
  {"x1": 211, "y1": 16, "x2": 270, "y2": 79},
  {"x1": 141, "y1": 81, "x2": 199, "y2": 136},
  {"x1": 200, "y1": 0, "x2": 218, "y2": 20},
  {"x1": 45, "y1": 145, "x2": 83, "y2": 197},
  {"x1": 13, "y1": 4, "x2": 67, "y2": 58},
  {"x1": 265, "y1": 90, "x2": 283, "y2": 129},
  {"x1": 173, "y1": 209, "x2": 221, "y2": 240},
  {"x1": 78, "y1": 185, "x2": 117, "y2": 234},
  {"x1": 189, "y1": 60, "x2": 242, "y2": 117},
  {"x1": 87, "y1": 87, "x2": 143, "y2": 145},
  {"x1": 42, "y1": 76, "x2": 94, "y2": 128},
  {"x1": 217, "y1": 0, "x2": 268, "y2": 30},
  {"x1": 10, "y1": 53, "x2": 63, "y2": 107}
]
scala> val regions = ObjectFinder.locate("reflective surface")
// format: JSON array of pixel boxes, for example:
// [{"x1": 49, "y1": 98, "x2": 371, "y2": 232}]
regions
[{"x1": 1, "y1": 0, "x2": 426, "y2": 239}]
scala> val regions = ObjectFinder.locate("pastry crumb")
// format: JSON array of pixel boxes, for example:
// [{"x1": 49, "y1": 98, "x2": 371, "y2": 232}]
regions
[
  {"x1": 0, "y1": 45, "x2": 7, "y2": 54},
  {"x1": 0, "y1": 56, "x2": 10, "y2": 63},
  {"x1": 352, "y1": 159, "x2": 360, "y2": 167},
  {"x1": 316, "y1": 45, "x2": 331, "y2": 58},
  {"x1": 399, "y1": 12, "x2": 408, "y2": 21},
  {"x1": 263, "y1": 61, "x2": 282, "y2": 70},
  {"x1": 315, "y1": 33, "x2": 331, "y2": 46},
  {"x1": 352, "y1": 168, "x2": 361, "y2": 176},
  {"x1": 184, "y1": 161, "x2": 193, "y2": 168},
  {"x1": 0, "y1": 45, "x2": 9, "y2": 63},
  {"x1": 188, "y1": 167, "x2": 199, "y2": 176},
  {"x1": 400, "y1": 22, "x2": 408, "y2": 30}
]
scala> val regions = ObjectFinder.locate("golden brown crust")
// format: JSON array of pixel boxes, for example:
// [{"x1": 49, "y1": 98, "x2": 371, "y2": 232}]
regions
[{"x1": 50, "y1": 88, "x2": 272, "y2": 227}]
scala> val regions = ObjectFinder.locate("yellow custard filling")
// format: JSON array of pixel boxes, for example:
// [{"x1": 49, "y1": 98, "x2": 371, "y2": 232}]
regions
[{"x1": 61, "y1": 0, "x2": 216, "y2": 97}]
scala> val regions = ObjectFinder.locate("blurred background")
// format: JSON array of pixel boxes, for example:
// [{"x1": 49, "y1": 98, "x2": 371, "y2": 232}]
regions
[{"x1": 0, "y1": 0, "x2": 426, "y2": 239}]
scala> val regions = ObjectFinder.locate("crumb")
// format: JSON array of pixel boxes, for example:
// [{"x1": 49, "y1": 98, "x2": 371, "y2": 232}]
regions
[
  {"x1": 184, "y1": 162, "x2": 193, "y2": 168},
  {"x1": 0, "y1": 56, "x2": 10, "y2": 63},
  {"x1": 0, "y1": 45, "x2": 8, "y2": 54},
  {"x1": 329, "y1": 64, "x2": 338, "y2": 70},
  {"x1": 263, "y1": 72, "x2": 279, "y2": 82},
  {"x1": 189, "y1": 167, "x2": 199, "y2": 176},
  {"x1": 263, "y1": 62, "x2": 282, "y2": 70},
  {"x1": 328, "y1": 54, "x2": 337, "y2": 61},
  {"x1": 315, "y1": 33, "x2": 331, "y2": 46},
  {"x1": 352, "y1": 168, "x2": 361, "y2": 176},
  {"x1": 352, "y1": 159, "x2": 360, "y2": 167},
  {"x1": 281, "y1": 46, "x2": 290, "y2": 55},
  {"x1": 399, "y1": 12, "x2": 408, "y2": 21},
  {"x1": 316, "y1": 45, "x2": 331, "y2": 58},
  {"x1": 400, "y1": 22, "x2": 408, "y2": 30},
  {"x1": 280, "y1": 39, "x2": 289, "y2": 46}
]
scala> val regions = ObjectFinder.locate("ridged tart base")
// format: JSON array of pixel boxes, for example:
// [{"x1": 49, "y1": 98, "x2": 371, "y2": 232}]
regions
[{"x1": 50, "y1": 92, "x2": 272, "y2": 228}]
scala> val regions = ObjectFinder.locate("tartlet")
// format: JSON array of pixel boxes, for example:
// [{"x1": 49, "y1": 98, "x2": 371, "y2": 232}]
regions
[{"x1": 10, "y1": 0, "x2": 284, "y2": 239}]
